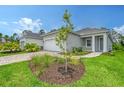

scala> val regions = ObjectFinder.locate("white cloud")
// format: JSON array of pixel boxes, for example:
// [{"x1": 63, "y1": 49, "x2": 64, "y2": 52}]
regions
[
  {"x1": 14, "y1": 18, "x2": 42, "y2": 33},
  {"x1": 12, "y1": 21, "x2": 18, "y2": 24},
  {"x1": 14, "y1": 29, "x2": 22, "y2": 34},
  {"x1": 0, "y1": 21, "x2": 8, "y2": 25},
  {"x1": 113, "y1": 25, "x2": 124, "y2": 35}
]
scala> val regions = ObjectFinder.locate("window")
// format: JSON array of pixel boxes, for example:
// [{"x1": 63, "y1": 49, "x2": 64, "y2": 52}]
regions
[{"x1": 86, "y1": 39, "x2": 91, "y2": 47}]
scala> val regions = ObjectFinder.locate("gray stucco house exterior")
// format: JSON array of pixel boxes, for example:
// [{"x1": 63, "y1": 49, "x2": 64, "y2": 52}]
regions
[{"x1": 20, "y1": 28, "x2": 113, "y2": 52}]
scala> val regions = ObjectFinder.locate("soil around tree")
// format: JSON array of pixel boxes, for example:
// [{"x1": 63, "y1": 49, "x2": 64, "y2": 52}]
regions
[{"x1": 29, "y1": 62, "x2": 85, "y2": 85}]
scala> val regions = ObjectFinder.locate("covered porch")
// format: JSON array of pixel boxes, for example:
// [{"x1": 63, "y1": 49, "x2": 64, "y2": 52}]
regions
[{"x1": 81, "y1": 34, "x2": 107, "y2": 52}]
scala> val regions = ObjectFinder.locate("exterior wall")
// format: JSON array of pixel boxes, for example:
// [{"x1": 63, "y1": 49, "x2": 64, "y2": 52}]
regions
[
  {"x1": 43, "y1": 33, "x2": 81, "y2": 52},
  {"x1": 66, "y1": 33, "x2": 82, "y2": 51},
  {"x1": 26, "y1": 38, "x2": 43, "y2": 46},
  {"x1": 107, "y1": 34, "x2": 112, "y2": 51},
  {"x1": 20, "y1": 38, "x2": 43, "y2": 49}
]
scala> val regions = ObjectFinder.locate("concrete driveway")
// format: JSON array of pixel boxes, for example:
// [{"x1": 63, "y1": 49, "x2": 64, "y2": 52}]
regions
[
  {"x1": 0, "y1": 51, "x2": 59, "y2": 66},
  {"x1": 0, "y1": 51, "x2": 102, "y2": 66}
]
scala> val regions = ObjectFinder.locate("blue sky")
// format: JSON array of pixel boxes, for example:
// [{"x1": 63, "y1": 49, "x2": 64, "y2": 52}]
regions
[{"x1": 0, "y1": 5, "x2": 124, "y2": 36}]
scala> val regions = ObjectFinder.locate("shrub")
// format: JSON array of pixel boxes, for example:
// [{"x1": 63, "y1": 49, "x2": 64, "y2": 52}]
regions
[
  {"x1": 31, "y1": 54, "x2": 55, "y2": 68},
  {"x1": 102, "y1": 52, "x2": 115, "y2": 56},
  {"x1": 42, "y1": 54, "x2": 54, "y2": 67},
  {"x1": 69, "y1": 58, "x2": 80, "y2": 65},
  {"x1": 72, "y1": 47, "x2": 83, "y2": 53},
  {"x1": 31, "y1": 54, "x2": 56, "y2": 76},
  {"x1": 112, "y1": 43, "x2": 124, "y2": 51},
  {"x1": 120, "y1": 40, "x2": 124, "y2": 46},
  {"x1": 71, "y1": 47, "x2": 90, "y2": 56},
  {"x1": 2, "y1": 42, "x2": 20, "y2": 52},
  {"x1": 31, "y1": 55, "x2": 42, "y2": 65},
  {"x1": 24, "y1": 43, "x2": 40, "y2": 52},
  {"x1": 0, "y1": 44, "x2": 3, "y2": 51},
  {"x1": 54, "y1": 56, "x2": 65, "y2": 64}
]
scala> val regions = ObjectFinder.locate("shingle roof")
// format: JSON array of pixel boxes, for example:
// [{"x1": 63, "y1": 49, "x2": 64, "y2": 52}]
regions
[
  {"x1": 75, "y1": 28, "x2": 109, "y2": 35},
  {"x1": 22, "y1": 30, "x2": 43, "y2": 40},
  {"x1": 21, "y1": 28, "x2": 110, "y2": 39},
  {"x1": 42, "y1": 30, "x2": 80, "y2": 37}
]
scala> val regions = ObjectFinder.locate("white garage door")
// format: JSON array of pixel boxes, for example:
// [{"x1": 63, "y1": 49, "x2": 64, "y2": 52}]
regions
[{"x1": 44, "y1": 39, "x2": 61, "y2": 51}]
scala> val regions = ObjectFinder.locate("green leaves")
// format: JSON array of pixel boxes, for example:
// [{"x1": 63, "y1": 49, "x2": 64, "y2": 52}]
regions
[
  {"x1": 2, "y1": 42, "x2": 20, "y2": 52},
  {"x1": 24, "y1": 43, "x2": 40, "y2": 52},
  {"x1": 55, "y1": 10, "x2": 73, "y2": 52}
]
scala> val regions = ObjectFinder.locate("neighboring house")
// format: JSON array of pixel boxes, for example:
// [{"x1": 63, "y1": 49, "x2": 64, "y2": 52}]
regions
[
  {"x1": 20, "y1": 30, "x2": 44, "y2": 49},
  {"x1": 20, "y1": 28, "x2": 113, "y2": 52},
  {"x1": 0, "y1": 38, "x2": 6, "y2": 43}
]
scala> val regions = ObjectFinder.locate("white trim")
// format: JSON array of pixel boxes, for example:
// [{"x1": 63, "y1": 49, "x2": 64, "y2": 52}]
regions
[
  {"x1": 103, "y1": 33, "x2": 108, "y2": 52},
  {"x1": 92, "y1": 35, "x2": 95, "y2": 52},
  {"x1": 81, "y1": 33, "x2": 105, "y2": 38}
]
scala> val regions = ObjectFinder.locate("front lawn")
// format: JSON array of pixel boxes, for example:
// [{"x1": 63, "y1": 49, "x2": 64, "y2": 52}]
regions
[
  {"x1": 0, "y1": 51, "x2": 124, "y2": 86},
  {"x1": 0, "y1": 51, "x2": 26, "y2": 57}
]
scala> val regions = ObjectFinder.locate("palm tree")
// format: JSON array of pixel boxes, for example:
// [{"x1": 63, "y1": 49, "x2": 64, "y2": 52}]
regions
[
  {"x1": 0, "y1": 33, "x2": 2, "y2": 42},
  {"x1": 4, "y1": 35, "x2": 9, "y2": 42},
  {"x1": 10, "y1": 33, "x2": 19, "y2": 42},
  {"x1": 39, "y1": 29, "x2": 45, "y2": 35}
]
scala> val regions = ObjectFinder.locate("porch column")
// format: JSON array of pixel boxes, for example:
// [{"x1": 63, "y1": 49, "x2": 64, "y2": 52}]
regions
[
  {"x1": 92, "y1": 35, "x2": 95, "y2": 52},
  {"x1": 103, "y1": 33, "x2": 107, "y2": 52}
]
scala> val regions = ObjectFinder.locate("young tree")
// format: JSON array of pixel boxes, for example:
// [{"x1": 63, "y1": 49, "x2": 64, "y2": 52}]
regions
[{"x1": 55, "y1": 10, "x2": 73, "y2": 73}]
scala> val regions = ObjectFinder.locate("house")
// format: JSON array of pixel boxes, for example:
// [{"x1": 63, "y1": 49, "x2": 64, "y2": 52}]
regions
[
  {"x1": 20, "y1": 30, "x2": 44, "y2": 49},
  {"x1": 0, "y1": 38, "x2": 6, "y2": 43},
  {"x1": 20, "y1": 28, "x2": 113, "y2": 52}
]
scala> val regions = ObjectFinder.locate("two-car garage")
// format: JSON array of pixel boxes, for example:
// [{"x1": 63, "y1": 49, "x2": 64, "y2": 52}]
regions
[
  {"x1": 43, "y1": 31, "x2": 61, "y2": 52},
  {"x1": 43, "y1": 39, "x2": 61, "y2": 52}
]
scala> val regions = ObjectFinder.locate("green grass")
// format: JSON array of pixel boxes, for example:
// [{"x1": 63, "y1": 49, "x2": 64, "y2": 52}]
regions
[
  {"x1": 0, "y1": 51, "x2": 124, "y2": 86},
  {"x1": 0, "y1": 51, "x2": 41, "y2": 57},
  {"x1": 0, "y1": 51, "x2": 26, "y2": 57}
]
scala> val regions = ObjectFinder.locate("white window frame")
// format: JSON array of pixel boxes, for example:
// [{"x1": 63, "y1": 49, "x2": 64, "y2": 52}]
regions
[{"x1": 86, "y1": 39, "x2": 92, "y2": 48}]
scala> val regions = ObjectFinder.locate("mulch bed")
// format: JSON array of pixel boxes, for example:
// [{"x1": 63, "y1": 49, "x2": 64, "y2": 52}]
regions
[{"x1": 29, "y1": 63, "x2": 85, "y2": 85}]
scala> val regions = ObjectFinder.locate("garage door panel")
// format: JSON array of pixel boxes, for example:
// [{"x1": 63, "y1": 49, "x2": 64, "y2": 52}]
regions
[{"x1": 44, "y1": 39, "x2": 60, "y2": 51}]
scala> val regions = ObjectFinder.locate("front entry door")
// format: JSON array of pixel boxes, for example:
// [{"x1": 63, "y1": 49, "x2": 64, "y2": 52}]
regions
[{"x1": 99, "y1": 37, "x2": 103, "y2": 51}]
